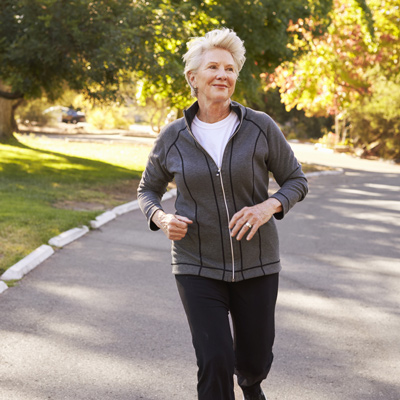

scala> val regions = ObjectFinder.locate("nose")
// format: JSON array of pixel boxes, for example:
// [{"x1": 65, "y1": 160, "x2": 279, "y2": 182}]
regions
[{"x1": 216, "y1": 67, "x2": 227, "y2": 80}]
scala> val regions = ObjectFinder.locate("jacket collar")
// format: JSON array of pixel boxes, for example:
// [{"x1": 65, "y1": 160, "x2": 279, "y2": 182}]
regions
[{"x1": 183, "y1": 100, "x2": 244, "y2": 128}]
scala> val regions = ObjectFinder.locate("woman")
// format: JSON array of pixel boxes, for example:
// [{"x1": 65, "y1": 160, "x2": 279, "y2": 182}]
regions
[{"x1": 138, "y1": 28, "x2": 308, "y2": 400}]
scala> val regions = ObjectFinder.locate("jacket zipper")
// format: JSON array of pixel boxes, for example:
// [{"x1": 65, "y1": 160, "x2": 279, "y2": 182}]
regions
[
  {"x1": 184, "y1": 107, "x2": 243, "y2": 282},
  {"x1": 217, "y1": 168, "x2": 236, "y2": 282}
]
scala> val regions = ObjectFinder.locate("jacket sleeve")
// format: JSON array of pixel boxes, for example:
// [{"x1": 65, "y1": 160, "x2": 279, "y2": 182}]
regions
[
  {"x1": 265, "y1": 116, "x2": 308, "y2": 220},
  {"x1": 137, "y1": 133, "x2": 174, "y2": 230}
]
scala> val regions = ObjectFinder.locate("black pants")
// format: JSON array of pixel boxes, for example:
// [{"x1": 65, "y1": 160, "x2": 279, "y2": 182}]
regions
[{"x1": 175, "y1": 273, "x2": 279, "y2": 400}]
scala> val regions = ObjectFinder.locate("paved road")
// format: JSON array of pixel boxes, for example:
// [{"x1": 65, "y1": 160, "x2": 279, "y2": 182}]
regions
[
  {"x1": 274, "y1": 145, "x2": 400, "y2": 400},
  {"x1": 1, "y1": 144, "x2": 399, "y2": 400}
]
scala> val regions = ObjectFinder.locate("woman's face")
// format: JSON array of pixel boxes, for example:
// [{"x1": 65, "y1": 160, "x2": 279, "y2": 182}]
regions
[{"x1": 189, "y1": 48, "x2": 237, "y2": 105}]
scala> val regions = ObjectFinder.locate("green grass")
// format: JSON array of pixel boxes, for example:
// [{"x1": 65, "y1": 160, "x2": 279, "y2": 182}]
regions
[{"x1": 0, "y1": 134, "x2": 152, "y2": 276}]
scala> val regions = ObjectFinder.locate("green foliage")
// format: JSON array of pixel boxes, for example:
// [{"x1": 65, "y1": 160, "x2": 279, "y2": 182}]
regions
[
  {"x1": 268, "y1": 0, "x2": 376, "y2": 117},
  {"x1": 267, "y1": 0, "x2": 400, "y2": 159},
  {"x1": 348, "y1": 77, "x2": 400, "y2": 159},
  {"x1": 155, "y1": 0, "x2": 332, "y2": 108},
  {"x1": 16, "y1": 97, "x2": 55, "y2": 125},
  {"x1": 1, "y1": 0, "x2": 333, "y2": 140},
  {"x1": 261, "y1": 88, "x2": 333, "y2": 139},
  {"x1": 0, "y1": 0, "x2": 333, "y2": 106},
  {"x1": 86, "y1": 106, "x2": 134, "y2": 130},
  {"x1": 1, "y1": 0, "x2": 135, "y2": 101},
  {"x1": 210, "y1": 0, "x2": 332, "y2": 105}
]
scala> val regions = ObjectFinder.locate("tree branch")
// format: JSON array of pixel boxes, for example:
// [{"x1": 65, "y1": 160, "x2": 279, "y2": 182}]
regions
[
  {"x1": 0, "y1": 89, "x2": 24, "y2": 100},
  {"x1": 12, "y1": 98, "x2": 24, "y2": 111}
]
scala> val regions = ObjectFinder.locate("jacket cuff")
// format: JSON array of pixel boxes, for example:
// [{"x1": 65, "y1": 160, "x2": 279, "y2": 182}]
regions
[
  {"x1": 148, "y1": 207, "x2": 162, "y2": 231},
  {"x1": 270, "y1": 193, "x2": 287, "y2": 220}
]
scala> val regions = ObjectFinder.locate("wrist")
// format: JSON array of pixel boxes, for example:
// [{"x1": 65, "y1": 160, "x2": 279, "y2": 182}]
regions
[
  {"x1": 152, "y1": 209, "x2": 166, "y2": 229},
  {"x1": 265, "y1": 198, "x2": 282, "y2": 214}
]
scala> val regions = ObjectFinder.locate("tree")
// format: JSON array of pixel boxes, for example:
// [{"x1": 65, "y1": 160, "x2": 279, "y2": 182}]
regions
[
  {"x1": 0, "y1": 0, "x2": 161, "y2": 138},
  {"x1": 266, "y1": 0, "x2": 400, "y2": 156},
  {"x1": 1, "y1": 0, "x2": 332, "y2": 139},
  {"x1": 136, "y1": 0, "x2": 333, "y2": 110},
  {"x1": 265, "y1": 0, "x2": 374, "y2": 134}
]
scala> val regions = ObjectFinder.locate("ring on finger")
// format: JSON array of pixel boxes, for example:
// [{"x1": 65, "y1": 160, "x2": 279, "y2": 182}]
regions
[{"x1": 245, "y1": 222, "x2": 252, "y2": 229}]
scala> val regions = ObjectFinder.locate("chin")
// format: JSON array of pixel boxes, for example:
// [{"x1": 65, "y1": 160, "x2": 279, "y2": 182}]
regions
[{"x1": 211, "y1": 95, "x2": 231, "y2": 102}]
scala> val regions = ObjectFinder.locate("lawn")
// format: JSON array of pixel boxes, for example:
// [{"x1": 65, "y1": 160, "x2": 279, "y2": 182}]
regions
[{"x1": 0, "y1": 134, "x2": 153, "y2": 276}]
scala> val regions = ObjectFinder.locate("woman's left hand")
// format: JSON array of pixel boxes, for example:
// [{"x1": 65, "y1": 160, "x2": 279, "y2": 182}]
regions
[{"x1": 229, "y1": 198, "x2": 282, "y2": 241}]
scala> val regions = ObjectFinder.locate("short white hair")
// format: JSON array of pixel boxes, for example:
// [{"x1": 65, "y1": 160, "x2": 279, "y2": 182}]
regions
[{"x1": 183, "y1": 28, "x2": 246, "y2": 97}]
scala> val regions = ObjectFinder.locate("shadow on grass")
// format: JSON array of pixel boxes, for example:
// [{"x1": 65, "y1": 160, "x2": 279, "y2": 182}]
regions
[
  {"x1": 1, "y1": 135, "x2": 143, "y2": 183},
  {"x1": 0, "y1": 135, "x2": 146, "y2": 275}
]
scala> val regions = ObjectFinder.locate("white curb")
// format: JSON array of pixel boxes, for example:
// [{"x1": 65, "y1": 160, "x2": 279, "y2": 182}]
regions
[
  {"x1": 1, "y1": 245, "x2": 54, "y2": 281},
  {"x1": 0, "y1": 281, "x2": 8, "y2": 294},
  {"x1": 162, "y1": 188, "x2": 177, "y2": 200},
  {"x1": 90, "y1": 210, "x2": 117, "y2": 229},
  {"x1": 48, "y1": 226, "x2": 89, "y2": 248},
  {"x1": 92, "y1": 189, "x2": 177, "y2": 228},
  {"x1": 112, "y1": 200, "x2": 140, "y2": 216}
]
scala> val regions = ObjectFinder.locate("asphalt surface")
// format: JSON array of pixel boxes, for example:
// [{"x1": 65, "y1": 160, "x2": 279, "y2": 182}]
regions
[{"x1": 1, "y1": 144, "x2": 400, "y2": 400}]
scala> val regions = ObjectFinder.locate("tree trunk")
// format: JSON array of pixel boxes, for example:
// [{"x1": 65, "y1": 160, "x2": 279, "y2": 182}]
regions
[
  {"x1": 334, "y1": 111, "x2": 340, "y2": 143},
  {"x1": 12, "y1": 98, "x2": 24, "y2": 132},
  {"x1": 0, "y1": 82, "x2": 17, "y2": 140}
]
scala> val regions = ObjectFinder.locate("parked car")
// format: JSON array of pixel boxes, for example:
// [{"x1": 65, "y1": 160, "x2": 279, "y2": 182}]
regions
[
  {"x1": 43, "y1": 106, "x2": 86, "y2": 124},
  {"x1": 61, "y1": 107, "x2": 86, "y2": 124}
]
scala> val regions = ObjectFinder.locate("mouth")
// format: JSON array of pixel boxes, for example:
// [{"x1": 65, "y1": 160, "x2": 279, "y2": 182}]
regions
[{"x1": 213, "y1": 84, "x2": 228, "y2": 89}]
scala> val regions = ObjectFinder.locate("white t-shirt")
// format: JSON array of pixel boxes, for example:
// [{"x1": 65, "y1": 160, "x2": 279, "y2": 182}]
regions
[{"x1": 191, "y1": 111, "x2": 239, "y2": 168}]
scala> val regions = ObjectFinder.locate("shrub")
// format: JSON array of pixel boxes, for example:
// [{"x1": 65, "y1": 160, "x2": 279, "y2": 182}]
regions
[
  {"x1": 16, "y1": 98, "x2": 55, "y2": 126},
  {"x1": 86, "y1": 106, "x2": 133, "y2": 130},
  {"x1": 349, "y1": 77, "x2": 400, "y2": 160}
]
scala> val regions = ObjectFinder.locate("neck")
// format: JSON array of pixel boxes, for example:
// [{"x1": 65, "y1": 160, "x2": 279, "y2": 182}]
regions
[{"x1": 196, "y1": 99, "x2": 231, "y2": 123}]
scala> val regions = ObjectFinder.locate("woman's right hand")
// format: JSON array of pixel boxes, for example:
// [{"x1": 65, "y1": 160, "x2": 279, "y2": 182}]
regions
[{"x1": 152, "y1": 210, "x2": 193, "y2": 241}]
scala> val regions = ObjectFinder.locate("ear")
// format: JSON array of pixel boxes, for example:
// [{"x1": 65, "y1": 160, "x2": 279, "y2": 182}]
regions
[{"x1": 188, "y1": 71, "x2": 196, "y2": 88}]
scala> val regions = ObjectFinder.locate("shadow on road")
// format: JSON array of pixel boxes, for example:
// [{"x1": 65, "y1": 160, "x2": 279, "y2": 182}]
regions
[{"x1": 272, "y1": 169, "x2": 400, "y2": 400}]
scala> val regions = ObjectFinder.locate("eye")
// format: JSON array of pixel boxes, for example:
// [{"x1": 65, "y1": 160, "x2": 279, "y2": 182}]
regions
[{"x1": 227, "y1": 67, "x2": 234, "y2": 72}]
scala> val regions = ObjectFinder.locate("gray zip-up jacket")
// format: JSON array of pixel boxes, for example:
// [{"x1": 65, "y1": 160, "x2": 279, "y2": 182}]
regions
[{"x1": 137, "y1": 101, "x2": 308, "y2": 282}]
